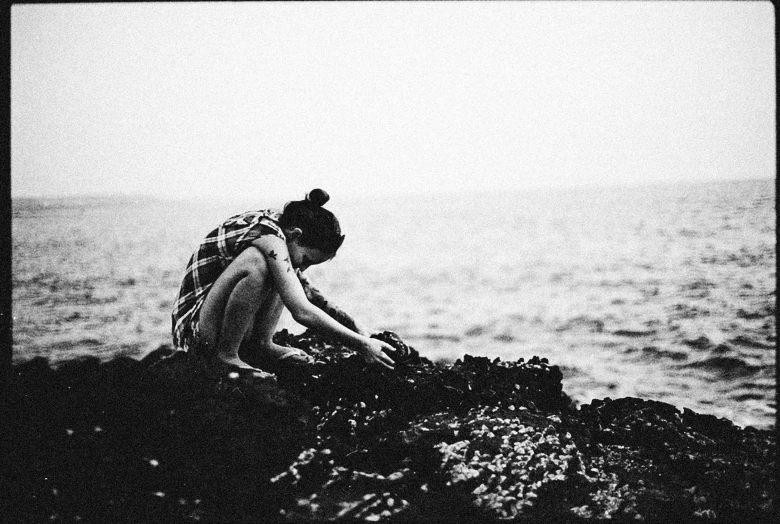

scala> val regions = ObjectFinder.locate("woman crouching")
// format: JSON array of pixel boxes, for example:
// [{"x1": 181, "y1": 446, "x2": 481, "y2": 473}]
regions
[{"x1": 171, "y1": 189, "x2": 395, "y2": 376}]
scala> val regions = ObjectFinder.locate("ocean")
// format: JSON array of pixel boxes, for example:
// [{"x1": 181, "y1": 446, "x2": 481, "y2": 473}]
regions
[{"x1": 11, "y1": 178, "x2": 776, "y2": 429}]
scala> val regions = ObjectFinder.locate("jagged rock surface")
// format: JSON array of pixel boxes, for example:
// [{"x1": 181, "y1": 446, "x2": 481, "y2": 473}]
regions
[{"x1": 1, "y1": 330, "x2": 775, "y2": 522}]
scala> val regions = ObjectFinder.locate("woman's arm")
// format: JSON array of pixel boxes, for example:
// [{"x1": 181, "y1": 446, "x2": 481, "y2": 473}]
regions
[
  {"x1": 296, "y1": 270, "x2": 372, "y2": 336},
  {"x1": 250, "y1": 236, "x2": 394, "y2": 369}
]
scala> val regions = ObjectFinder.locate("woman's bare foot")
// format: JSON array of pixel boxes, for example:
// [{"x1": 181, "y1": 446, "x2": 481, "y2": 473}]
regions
[
  {"x1": 263, "y1": 343, "x2": 314, "y2": 363},
  {"x1": 216, "y1": 353, "x2": 275, "y2": 378},
  {"x1": 239, "y1": 343, "x2": 316, "y2": 373}
]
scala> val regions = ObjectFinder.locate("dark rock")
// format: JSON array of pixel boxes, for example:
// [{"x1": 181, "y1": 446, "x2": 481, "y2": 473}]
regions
[
  {"x1": 138, "y1": 344, "x2": 177, "y2": 366},
  {"x1": 1, "y1": 330, "x2": 775, "y2": 523},
  {"x1": 371, "y1": 330, "x2": 422, "y2": 365}
]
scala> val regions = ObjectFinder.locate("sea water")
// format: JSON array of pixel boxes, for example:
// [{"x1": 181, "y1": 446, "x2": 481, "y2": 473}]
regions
[{"x1": 12, "y1": 178, "x2": 776, "y2": 429}]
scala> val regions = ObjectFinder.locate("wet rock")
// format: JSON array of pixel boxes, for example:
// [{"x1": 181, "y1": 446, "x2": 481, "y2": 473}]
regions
[{"x1": 2, "y1": 330, "x2": 775, "y2": 523}]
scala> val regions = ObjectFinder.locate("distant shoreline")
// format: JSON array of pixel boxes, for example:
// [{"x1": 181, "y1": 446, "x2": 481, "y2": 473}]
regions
[{"x1": 10, "y1": 175, "x2": 776, "y2": 205}]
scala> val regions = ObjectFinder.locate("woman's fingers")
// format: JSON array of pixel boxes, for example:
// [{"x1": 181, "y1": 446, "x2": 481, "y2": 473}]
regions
[
  {"x1": 363, "y1": 341, "x2": 395, "y2": 370},
  {"x1": 296, "y1": 269, "x2": 310, "y2": 285},
  {"x1": 375, "y1": 343, "x2": 396, "y2": 370},
  {"x1": 374, "y1": 354, "x2": 395, "y2": 370}
]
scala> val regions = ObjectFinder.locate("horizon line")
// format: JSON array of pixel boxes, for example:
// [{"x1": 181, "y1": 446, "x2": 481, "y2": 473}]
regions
[{"x1": 10, "y1": 175, "x2": 776, "y2": 201}]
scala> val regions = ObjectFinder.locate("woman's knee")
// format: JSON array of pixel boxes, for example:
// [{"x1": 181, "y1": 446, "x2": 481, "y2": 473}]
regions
[
  {"x1": 201, "y1": 249, "x2": 268, "y2": 317},
  {"x1": 236, "y1": 248, "x2": 270, "y2": 292}
]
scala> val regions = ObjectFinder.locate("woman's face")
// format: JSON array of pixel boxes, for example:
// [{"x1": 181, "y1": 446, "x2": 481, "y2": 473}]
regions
[{"x1": 287, "y1": 239, "x2": 330, "y2": 272}]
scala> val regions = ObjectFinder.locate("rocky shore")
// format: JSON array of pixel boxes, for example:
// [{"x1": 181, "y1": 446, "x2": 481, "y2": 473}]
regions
[{"x1": 2, "y1": 330, "x2": 775, "y2": 522}]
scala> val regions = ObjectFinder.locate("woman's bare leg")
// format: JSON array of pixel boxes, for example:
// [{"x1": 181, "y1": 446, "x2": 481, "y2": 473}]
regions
[
  {"x1": 240, "y1": 292, "x2": 286, "y2": 363},
  {"x1": 240, "y1": 291, "x2": 316, "y2": 367},
  {"x1": 198, "y1": 248, "x2": 273, "y2": 370}
]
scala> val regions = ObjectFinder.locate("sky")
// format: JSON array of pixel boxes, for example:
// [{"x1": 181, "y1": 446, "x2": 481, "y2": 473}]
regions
[{"x1": 10, "y1": 1, "x2": 776, "y2": 201}]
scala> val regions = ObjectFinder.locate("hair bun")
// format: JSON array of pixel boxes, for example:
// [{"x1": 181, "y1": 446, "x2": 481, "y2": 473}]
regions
[{"x1": 306, "y1": 189, "x2": 330, "y2": 207}]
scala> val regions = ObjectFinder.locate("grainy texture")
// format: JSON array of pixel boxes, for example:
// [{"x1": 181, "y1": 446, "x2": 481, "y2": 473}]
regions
[{"x1": 1, "y1": 330, "x2": 775, "y2": 522}]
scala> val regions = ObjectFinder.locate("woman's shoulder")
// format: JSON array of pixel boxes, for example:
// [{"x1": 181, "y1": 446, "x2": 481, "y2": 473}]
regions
[
  {"x1": 219, "y1": 209, "x2": 285, "y2": 252},
  {"x1": 224, "y1": 209, "x2": 281, "y2": 226},
  {"x1": 235, "y1": 209, "x2": 285, "y2": 240}
]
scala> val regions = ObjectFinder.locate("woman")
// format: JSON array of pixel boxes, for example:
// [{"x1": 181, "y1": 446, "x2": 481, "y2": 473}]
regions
[{"x1": 171, "y1": 189, "x2": 395, "y2": 375}]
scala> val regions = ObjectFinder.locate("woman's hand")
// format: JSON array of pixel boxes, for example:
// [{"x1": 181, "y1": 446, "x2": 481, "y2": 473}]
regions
[
  {"x1": 359, "y1": 337, "x2": 396, "y2": 370},
  {"x1": 295, "y1": 269, "x2": 310, "y2": 286}
]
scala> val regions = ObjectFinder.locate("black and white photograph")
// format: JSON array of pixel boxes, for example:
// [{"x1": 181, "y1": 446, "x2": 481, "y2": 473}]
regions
[{"x1": 5, "y1": 2, "x2": 776, "y2": 522}]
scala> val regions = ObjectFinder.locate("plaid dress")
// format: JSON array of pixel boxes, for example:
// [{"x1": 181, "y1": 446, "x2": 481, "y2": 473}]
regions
[{"x1": 171, "y1": 209, "x2": 286, "y2": 351}]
